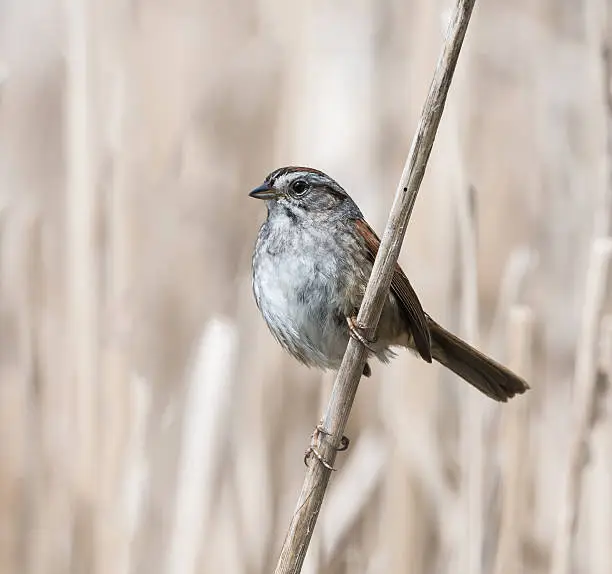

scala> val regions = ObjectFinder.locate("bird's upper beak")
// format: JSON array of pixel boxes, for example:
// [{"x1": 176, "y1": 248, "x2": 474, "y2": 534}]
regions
[{"x1": 249, "y1": 182, "x2": 277, "y2": 200}]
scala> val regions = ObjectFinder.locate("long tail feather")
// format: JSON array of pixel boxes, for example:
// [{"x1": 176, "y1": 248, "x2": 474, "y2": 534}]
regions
[{"x1": 427, "y1": 318, "x2": 529, "y2": 402}]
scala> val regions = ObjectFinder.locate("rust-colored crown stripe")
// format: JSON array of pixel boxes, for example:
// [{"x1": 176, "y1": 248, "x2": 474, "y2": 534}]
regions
[{"x1": 267, "y1": 166, "x2": 327, "y2": 185}]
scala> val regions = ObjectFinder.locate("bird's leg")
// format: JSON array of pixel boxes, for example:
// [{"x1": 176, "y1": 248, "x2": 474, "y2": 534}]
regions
[
  {"x1": 346, "y1": 316, "x2": 377, "y2": 353},
  {"x1": 304, "y1": 419, "x2": 350, "y2": 471}
]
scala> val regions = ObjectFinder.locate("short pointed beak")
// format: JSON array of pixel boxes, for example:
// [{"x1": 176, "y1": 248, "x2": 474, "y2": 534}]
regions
[{"x1": 249, "y1": 183, "x2": 277, "y2": 200}]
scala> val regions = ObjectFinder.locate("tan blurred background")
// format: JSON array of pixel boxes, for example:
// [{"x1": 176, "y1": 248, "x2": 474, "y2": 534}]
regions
[{"x1": 1, "y1": 0, "x2": 612, "y2": 573}]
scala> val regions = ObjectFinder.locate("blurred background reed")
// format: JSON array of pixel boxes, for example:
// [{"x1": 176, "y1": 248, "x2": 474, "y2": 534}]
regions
[{"x1": 1, "y1": 0, "x2": 611, "y2": 573}]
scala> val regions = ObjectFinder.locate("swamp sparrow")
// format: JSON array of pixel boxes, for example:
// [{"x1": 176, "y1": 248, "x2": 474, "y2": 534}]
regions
[{"x1": 249, "y1": 166, "x2": 529, "y2": 403}]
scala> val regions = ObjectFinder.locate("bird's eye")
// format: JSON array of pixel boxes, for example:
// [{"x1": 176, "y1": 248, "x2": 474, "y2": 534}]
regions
[{"x1": 290, "y1": 179, "x2": 308, "y2": 196}]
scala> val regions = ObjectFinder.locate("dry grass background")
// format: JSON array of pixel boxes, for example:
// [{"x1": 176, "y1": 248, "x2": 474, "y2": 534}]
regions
[{"x1": 0, "y1": 0, "x2": 612, "y2": 573}]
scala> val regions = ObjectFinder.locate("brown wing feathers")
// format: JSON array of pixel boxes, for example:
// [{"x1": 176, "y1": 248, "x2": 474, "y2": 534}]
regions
[{"x1": 354, "y1": 219, "x2": 432, "y2": 362}]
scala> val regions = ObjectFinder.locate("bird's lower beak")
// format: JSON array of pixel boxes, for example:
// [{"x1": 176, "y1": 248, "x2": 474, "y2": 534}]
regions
[{"x1": 249, "y1": 183, "x2": 277, "y2": 200}]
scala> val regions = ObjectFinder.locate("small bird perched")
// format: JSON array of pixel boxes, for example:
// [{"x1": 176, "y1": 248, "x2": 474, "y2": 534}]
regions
[{"x1": 249, "y1": 166, "x2": 530, "y2": 404}]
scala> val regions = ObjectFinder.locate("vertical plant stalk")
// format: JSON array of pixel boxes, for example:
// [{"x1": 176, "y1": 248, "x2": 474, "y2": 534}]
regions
[
  {"x1": 457, "y1": 187, "x2": 484, "y2": 574},
  {"x1": 493, "y1": 306, "x2": 534, "y2": 574},
  {"x1": 600, "y1": 0, "x2": 612, "y2": 237},
  {"x1": 588, "y1": 315, "x2": 612, "y2": 574},
  {"x1": 551, "y1": 237, "x2": 612, "y2": 574},
  {"x1": 97, "y1": 59, "x2": 132, "y2": 574},
  {"x1": 166, "y1": 319, "x2": 238, "y2": 574},
  {"x1": 601, "y1": 315, "x2": 612, "y2": 388},
  {"x1": 274, "y1": 1, "x2": 478, "y2": 571},
  {"x1": 64, "y1": 0, "x2": 99, "y2": 498},
  {"x1": 443, "y1": 25, "x2": 484, "y2": 567}
]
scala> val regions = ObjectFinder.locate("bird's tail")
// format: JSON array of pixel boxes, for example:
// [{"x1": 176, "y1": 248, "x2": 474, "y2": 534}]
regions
[{"x1": 427, "y1": 318, "x2": 529, "y2": 402}]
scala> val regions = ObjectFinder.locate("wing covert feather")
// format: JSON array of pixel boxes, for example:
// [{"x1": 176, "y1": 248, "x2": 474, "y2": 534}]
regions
[{"x1": 354, "y1": 219, "x2": 432, "y2": 362}]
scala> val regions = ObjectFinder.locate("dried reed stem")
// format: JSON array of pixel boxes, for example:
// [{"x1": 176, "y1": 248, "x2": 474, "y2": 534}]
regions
[
  {"x1": 602, "y1": 315, "x2": 612, "y2": 381},
  {"x1": 0, "y1": 63, "x2": 8, "y2": 88},
  {"x1": 493, "y1": 306, "x2": 534, "y2": 574},
  {"x1": 589, "y1": 315, "x2": 612, "y2": 574},
  {"x1": 166, "y1": 318, "x2": 238, "y2": 574},
  {"x1": 274, "y1": 1, "x2": 477, "y2": 571},
  {"x1": 121, "y1": 375, "x2": 151, "y2": 574},
  {"x1": 64, "y1": 0, "x2": 99, "y2": 499},
  {"x1": 444, "y1": 34, "x2": 485, "y2": 568},
  {"x1": 551, "y1": 237, "x2": 612, "y2": 574},
  {"x1": 600, "y1": 0, "x2": 612, "y2": 237},
  {"x1": 454, "y1": 183, "x2": 484, "y2": 574}
]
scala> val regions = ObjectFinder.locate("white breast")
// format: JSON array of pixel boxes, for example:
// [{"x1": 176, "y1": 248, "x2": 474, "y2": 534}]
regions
[{"x1": 252, "y1": 213, "x2": 351, "y2": 369}]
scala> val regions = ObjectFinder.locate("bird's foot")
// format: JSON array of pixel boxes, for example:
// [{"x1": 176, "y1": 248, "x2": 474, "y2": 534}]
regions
[
  {"x1": 304, "y1": 420, "x2": 350, "y2": 471},
  {"x1": 346, "y1": 316, "x2": 377, "y2": 353}
]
